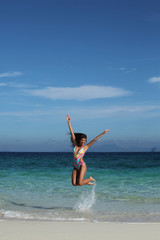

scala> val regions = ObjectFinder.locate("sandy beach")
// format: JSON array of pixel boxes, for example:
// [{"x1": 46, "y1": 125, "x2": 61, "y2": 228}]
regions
[{"x1": 0, "y1": 220, "x2": 159, "y2": 240}]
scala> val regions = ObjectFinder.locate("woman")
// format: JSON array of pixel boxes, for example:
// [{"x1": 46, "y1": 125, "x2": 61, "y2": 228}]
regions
[{"x1": 66, "y1": 115, "x2": 109, "y2": 186}]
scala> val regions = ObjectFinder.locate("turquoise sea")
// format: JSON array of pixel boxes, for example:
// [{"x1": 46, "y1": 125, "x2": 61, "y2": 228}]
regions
[{"x1": 0, "y1": 152, "x2": 160, "y2": 222}]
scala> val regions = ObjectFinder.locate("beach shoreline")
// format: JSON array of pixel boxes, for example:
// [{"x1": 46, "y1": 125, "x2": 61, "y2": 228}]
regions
[{"x1": 0, "y1": 219, "x2": 160, "y2": 240}]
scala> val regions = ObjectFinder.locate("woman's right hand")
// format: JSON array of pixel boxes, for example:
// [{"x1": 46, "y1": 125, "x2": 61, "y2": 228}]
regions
[{"x1": 66, "y1": 115, "x2": 71, "y2": 122}]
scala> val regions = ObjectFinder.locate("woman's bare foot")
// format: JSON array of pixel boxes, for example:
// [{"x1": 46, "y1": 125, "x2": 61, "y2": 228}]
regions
[
  {"x1": 87, "y1": 182, "x2": 94, "y2": 185},
  {"x1": 89, "y1": 176, "x2": 95, "y2": 182}
]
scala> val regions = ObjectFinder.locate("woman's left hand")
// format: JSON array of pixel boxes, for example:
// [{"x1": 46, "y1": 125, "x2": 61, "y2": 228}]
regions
[{"x1": 104, "y1": 129, "x2": 109, "y2": 134}]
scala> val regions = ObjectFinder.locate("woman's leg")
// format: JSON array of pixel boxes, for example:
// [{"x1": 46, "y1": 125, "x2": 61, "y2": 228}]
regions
[
  {"x1": 78, "y1": 164, "x2": 94, "y2": 186},
  {"x1": 72, "y1": 168, "x2": 79, "y2": 186}
]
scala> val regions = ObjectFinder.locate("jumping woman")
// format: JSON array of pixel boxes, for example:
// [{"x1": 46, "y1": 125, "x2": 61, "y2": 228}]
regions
[{"x1": 66, "y1": 115, "x2": 109, "y2": 186}]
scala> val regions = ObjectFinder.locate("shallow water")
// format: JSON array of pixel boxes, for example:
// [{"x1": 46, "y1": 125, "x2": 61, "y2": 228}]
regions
[{"x1": 0, "y1": 152, "x2": 160, "y2": 222}]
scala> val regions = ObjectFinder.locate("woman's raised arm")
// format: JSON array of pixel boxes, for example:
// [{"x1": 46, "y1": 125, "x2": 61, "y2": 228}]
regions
[
  {"x1": 85, "y1": 129, "x2": 109, "y2": 150},
  {"x1": 66, "y1": 115, "x2": 77, "y2": 147}
]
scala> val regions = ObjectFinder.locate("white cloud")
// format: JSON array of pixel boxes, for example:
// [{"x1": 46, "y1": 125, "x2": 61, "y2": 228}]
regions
[
  {"x1": 149, "y1": 77, "x2": 160, "y2": 83},
  {"x1": 0, "y1": 72, "x2": 23, "y2": 78},
  {"x1": 0, "y1": 105, "x2": 159, "y2": 118},
  {"x1": 119, "y1": 67, "x2": 136, "y2": 73},
  {"x1": 26, "y1": 85, "x2": 131, "y2": 101},
  {"x1": 126, "y1": 68, "x2": 136, "y2": 73},
  {"x1": 66, "y1": 105, "x2": 160, "y2": 119},
  {"x1": 8, "y1": 82, "x2": 33, "y2": 88},
  {"x1": 0, "y1": 110, "x2": 50, "y2": 117},
  {"x1": 0, "y1": 83, "x2": 7, "y2": 86},
  {"x1": 106, "y1": 66, "x2": 136, "y2": 73},
  {"x1": 0, "y1": 81, "x2": 34, "y2": 88},
  {"x1": 119, "y1": 68, "x2": 126, "y2": 71}
]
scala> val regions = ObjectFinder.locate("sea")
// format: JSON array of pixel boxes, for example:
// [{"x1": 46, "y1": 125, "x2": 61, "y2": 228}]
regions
[{"x1": 0, "y1": 152, "x2": 160, "y2": 223}]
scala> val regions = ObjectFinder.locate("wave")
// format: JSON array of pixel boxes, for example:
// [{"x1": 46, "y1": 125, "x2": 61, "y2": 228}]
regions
[{"x1": 0, "y1": 209, "x2": 87, "y2": 222}]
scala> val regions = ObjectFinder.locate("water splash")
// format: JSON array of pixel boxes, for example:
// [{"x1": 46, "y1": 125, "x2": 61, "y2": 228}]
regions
[{"x1": 73, "y1": 182, "x2": 96, "y2": 211}]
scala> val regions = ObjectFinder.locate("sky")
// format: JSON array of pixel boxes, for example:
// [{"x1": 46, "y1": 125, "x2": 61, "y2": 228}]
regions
[{"x1": 0, "y1": 0, "x2": 160, "y2": 152}]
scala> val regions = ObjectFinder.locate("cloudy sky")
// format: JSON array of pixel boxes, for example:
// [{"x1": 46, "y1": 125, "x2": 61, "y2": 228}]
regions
[{"x1": 0, "y1": 0, "x2": 160, "y2": 152}]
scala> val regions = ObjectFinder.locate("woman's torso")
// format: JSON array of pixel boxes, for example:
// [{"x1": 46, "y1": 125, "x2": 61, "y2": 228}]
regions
[{"x1": 73, "y1": 146, "x2": 86, "y2": 169}]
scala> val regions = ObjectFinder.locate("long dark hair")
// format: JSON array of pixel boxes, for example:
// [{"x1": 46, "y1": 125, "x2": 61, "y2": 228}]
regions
[{"x1": 71, "y1": 133, "x2": 87, "y2": 147}]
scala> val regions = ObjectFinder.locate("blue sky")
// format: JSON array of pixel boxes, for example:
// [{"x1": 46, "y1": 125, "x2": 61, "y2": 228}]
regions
[{"x1": 0, "y1": 0, "x2": 160, "y2": 151}]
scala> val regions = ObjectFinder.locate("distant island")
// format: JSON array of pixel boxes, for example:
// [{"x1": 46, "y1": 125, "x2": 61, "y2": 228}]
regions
[{"x1": 151, "y1": 147, "x2": 158, "y2": 152}]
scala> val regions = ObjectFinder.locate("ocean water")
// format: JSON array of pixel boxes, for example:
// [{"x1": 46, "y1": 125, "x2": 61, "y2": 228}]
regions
[{"x1": 0, "y1": 152, "x2": 160, "y2": 223}]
